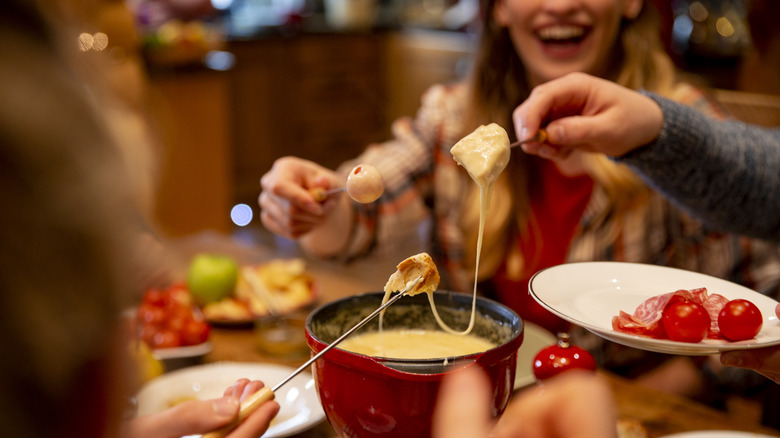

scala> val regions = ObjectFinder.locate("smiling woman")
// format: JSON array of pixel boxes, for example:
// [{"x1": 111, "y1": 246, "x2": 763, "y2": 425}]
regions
[
  {"x1": 492, "y1": 0, "x2": 643, "y2": 86},
  {"x1": 256, "y1": 0, "x2": 780, "y2": 425}
]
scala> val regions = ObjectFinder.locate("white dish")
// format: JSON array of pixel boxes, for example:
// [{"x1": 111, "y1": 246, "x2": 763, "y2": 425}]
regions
[
  {"x1": 660, "y1": 431, "x2": 778, "y2": 438},
  {"x1": 529, "y1": 262, "x2": 780, "y2": 355},
  {"x1": 514, "y1": 322, "x2": 556, "y2": 389},
  {"x1": 135, "y1": 362, "x2": 325, "y2": 438},
  {"x1": 151, "y1": 342, "x2": 213, "y2": 360}
]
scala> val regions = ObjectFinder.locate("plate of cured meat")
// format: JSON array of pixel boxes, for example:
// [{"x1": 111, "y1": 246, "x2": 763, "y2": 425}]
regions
[{"x1": 529, "y1": 262, "x2": 780, "y2": 355}]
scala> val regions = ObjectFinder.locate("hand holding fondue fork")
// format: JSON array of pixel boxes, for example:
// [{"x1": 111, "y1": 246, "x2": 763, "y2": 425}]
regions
[
  {"x1": 259, "y1": 158, "x2": 383, "y2": 248},
  {"x1": 201, "y1": 276, "x2": 424, "y2": 438}
]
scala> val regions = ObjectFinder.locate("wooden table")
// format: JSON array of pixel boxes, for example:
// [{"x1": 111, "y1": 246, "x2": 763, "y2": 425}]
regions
[
  {"x1": 176, "y1": 233, "x2": 780, "y2": 437},
  {"x1": 205, "y1": 326, "x2": 780, "y2": 438}
]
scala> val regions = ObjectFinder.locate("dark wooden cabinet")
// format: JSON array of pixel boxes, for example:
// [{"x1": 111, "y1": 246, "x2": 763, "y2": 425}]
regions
[
  {"x1": 148, "y1": 68, "x2": 234, "y2": 237},
  {"x1": 228, "y1": 33, "x2": 388, "y2": 208},
  {"x1": 146, "y1": 30, "x2": 471, "y2": 236}
]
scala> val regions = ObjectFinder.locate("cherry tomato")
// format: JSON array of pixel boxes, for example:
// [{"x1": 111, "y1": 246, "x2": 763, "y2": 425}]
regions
[
  {"x1": 136, "y1": 285, "x2": 212, "y2": 348},
  {"x1": 152, "y1": 329, "x2": 182, "y2": 349},
  {"x1": 139, "y1": 323, "x2": 160, "y2": 346},
  {"x1": 718, "y1": 299, "x2": 763, "y2": 341},
  {"x1": 137, "y1": 304, "x2": 166, "y2": 326},
  {"x1": 142, "y1": 288, "x2": 166, "y2": 307},
  {"x1": 533, "y1": 333, "x2": 597, "y2": 381},
  {"x1": 662, "y1": 300, "x2": 710, "y2": 343},
  {"x1": 166, "y1": 315, "x2": 188, "y2": 332},
  {"x1": 166, "y1": 283, "x2": 193, "y2": 308},
  {"x1": 181, "y1": 319, "x2": 211, "y2": 346}
]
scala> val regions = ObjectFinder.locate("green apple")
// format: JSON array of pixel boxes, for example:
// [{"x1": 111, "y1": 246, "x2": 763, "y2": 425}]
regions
[{"x1": 187, "y1": 253, "x2": 238, "y2": 306}]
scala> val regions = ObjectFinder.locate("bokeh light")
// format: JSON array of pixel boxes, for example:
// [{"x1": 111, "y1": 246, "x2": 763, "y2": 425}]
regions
[{"x1": 231, "y1": 203, "x2": 253, "y2": 227}]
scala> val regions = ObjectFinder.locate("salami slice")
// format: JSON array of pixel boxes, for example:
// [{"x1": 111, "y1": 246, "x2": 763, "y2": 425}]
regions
[
  {"x1": 612, "y1": 287, "x2": 761, "y2": 343},
  {"x1": 611, "y1": 310, "x2": 667, "y2": 339},
  {"x1": 612, "y1": 288, "x2": 713, "y2": 339},
  {"x1": 702, "y1": 293, "x2": 729, "y2": 338}
]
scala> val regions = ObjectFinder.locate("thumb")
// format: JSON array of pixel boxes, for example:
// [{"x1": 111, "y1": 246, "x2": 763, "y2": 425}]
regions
[{"x1": 169, "y1": 397, "x2": 241, "y2": 436}]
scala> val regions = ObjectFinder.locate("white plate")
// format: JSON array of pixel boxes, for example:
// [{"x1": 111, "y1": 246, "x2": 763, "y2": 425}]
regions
[
  {"x1": 529, "y1": 262, "x2": 780, "y2": 355},
  {"x1": 514, "y1": 322, "x2": 556, "y2": 389},
  {"x1": 151, "y1": 342, "x2": 213, "y2": 360},
  {"x1": 135, "y1": 362, "x2": 325, "y2": 437},
  {"x1": 660, "y1": 432, "x2": 778, "y2": 438}
]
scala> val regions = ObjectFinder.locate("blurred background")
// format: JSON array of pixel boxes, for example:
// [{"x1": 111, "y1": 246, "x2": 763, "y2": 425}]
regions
[{"x1": 85, "y1": 0, "x2": 780, "y2": 242}]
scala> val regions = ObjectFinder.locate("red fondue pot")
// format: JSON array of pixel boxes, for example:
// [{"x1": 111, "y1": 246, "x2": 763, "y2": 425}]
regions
[{"x1": 305, "y1": 291, "x2": 524, "y2": 438}]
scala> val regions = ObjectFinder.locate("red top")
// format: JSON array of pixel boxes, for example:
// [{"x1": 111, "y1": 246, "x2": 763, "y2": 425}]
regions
[{"x1": 492, "y1": 158, "x2": 594, "y2": 334}]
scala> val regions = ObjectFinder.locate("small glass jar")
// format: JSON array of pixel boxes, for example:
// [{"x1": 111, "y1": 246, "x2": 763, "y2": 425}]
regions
[{"x1": 254, "y1": 313, "x2": 309, "y2": 360}]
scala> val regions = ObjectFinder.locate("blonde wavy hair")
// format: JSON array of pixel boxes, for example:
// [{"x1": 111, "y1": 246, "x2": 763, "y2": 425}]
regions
[{"x1": 459, "y1": 0, "x2": 678, "y2": 281}]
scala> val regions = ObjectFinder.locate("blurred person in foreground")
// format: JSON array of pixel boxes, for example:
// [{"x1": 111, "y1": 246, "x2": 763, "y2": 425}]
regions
[
  {"x1": 434, "y1": 369, "x2": 618, "y2": 438},
  {"x1": 259, "y1": 0, "x2": 780, "y2": 414},
  {"x1": 433, "y1": 334, "x2": 779, "y2": 438},
  {"x1": 513, "y1": 72, "x2": 780, "y2": 386},
  {"x1": 0, "y1": 1, "x2": 278, "y2": 436}
]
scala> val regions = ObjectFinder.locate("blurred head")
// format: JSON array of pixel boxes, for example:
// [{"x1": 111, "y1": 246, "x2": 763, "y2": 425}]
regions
[
  {"x1": 0, "y1": 1, "x2": 137, "y2": 437},
  {"x1": 493, "y1": 0, "x2": 643, "y2": 87}
]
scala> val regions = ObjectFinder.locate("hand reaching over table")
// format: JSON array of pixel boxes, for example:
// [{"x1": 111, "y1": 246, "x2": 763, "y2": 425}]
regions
[
  {"x1": 124, "y1": 379, "x2": 279, "y2": 438},
  {"x1": 259, "y1": 157, "x2": 343, "y2": 239},
  {"x1": 511, "y1": 72, "x2": 664, "y2": 160},
  {"x1": 259, "y1": 156, "x2": 354, "y2": 257},
  {"x1": 434, "y1": 369, "x2": 618, "y2": 438}
]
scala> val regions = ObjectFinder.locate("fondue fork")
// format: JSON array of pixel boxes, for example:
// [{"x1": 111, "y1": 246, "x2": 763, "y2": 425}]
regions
[
  {"x1": 309, "y1": 186, "x2": 345, "y2": 202},
  {"x1": 201, "y1": 277, "x2": 423, "y2": 438},
  {"x1": 509, "y1": 128, "x2": 547, "y2": 149}
]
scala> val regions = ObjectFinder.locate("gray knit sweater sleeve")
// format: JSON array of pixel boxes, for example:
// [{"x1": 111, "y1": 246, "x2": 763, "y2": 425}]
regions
[{"x1": 616, "y1": 92, "x2": 780, "y2": 241}]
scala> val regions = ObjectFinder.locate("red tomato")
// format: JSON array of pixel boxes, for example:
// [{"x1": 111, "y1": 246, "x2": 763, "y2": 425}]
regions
[
  {"x1": 166, "y1": 315, "x2": 188, "y2": 333},
  {"x1": 167, "y1": 303, "x2": 192, "y2": 320},
  {"x1": 166, "y1": 284, "x2": 193, "y2": 308},
  {"x1": 181, "y1": 319, "x2": 211, "y2": 346},
  {"x1": 152, "y1": 329, "x2": 182, "y2": 349},
  {"x1": 137, "y1": 285, "x2": 211, "y2": 349},
  {"x1": 142, "y1": 288, "x2": 166, "y2": 307},
  {"x1": 139, "y1": 323, "x2": 160, "y2": 346},
  {"x1": 718, "y1": 299, "x2": 763, "y2": 341},
  {"x1": 137, "y1": 304, "x2": 166, "y2": 326},
  {"x1": 532, "y1": 333, "x2": 597, "y2": 381},
  {"x1": 662, "y1": 300, "x2": 710, "y2": 343}
]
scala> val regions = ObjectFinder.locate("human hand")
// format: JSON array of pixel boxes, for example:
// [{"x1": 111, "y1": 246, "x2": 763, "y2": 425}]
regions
[
  {"x1": 123, "y1": 379, "x2": 280, "y2": 438},
  {"x1": 258, "y1": 156, "x2": 342, "y2": 239},
  {"x1": 512, "y1": 72, "x2": 664, "y2": 160},
  {"x1": 720, "y1": 302, "x2": 780, "y2": 385},
  {"x1": 434, "y1": 367, "x2": 617, "y2": 438},
  {"x1": 432, "y1": 366, "x2": 494, "y2": 438}
]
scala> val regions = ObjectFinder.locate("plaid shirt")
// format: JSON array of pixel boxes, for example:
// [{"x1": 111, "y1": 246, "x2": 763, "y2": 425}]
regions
[{"x1": 337, "y1": 82, "x2": 780, "y2": 301}]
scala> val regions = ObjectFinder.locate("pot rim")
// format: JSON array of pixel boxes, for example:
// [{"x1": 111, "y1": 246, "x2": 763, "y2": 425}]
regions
[{"x1": 304, "y1": 290, "x2": 524, "y2": 375}]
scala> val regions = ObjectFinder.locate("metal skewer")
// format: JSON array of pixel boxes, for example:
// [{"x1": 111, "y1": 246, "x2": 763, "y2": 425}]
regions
[
  {"x1": 202, "y1": 278, "x2": 422, "y2": 438},
  {"x1": 509, "y1": 128, "x2": 547, "y2": 149},
  {"x1": 310, "y1": 186, "x2": 346, "y2": 202}
]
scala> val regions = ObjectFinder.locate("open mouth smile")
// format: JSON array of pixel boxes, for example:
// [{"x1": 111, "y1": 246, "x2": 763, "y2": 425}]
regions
[{"x1": 536, "y1": 25, "x2": 590, "y2": 50}]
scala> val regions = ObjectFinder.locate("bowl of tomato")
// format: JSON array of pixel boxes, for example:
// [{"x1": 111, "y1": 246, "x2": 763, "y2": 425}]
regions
[{"x1": 134, "y1": 283, "x2": 213, "y2": 370}]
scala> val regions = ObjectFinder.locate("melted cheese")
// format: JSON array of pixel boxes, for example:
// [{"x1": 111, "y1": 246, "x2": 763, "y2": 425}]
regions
[
  {"x1": 441, "y1": 123, "x2": 510, "y2": 335},
  {"x1": 339, "y1": 329, "x2": 495, "y2": 359},
  {"x1": 450, "y1": 123, "x2": 511, "y2": 188},
  {"x1": 373, "y1": 125, "x2": 510, "y2": 342}
]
